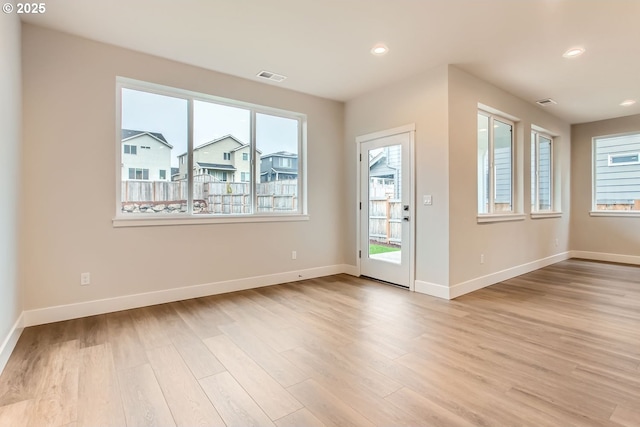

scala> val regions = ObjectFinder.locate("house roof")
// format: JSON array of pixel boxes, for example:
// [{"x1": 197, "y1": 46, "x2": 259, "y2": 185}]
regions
[
  {"x1": 195, "y1": 134, "x2": 244, "y2": 151},
  {"x1": 196, "y1": 162, "x2": 236, "y2": 171},
  {"x1": 121, "y1": 129, "x2": 173, "y2": 149},
  {"x1": 262, "y1": 151, "x2": 297, "y2": 159},
  {"x1": 262, "y1": 167, "x2": 298, "y2": 176},
  {"x1": 177, "y1": 134, "x2": 247, "y2": 158}
]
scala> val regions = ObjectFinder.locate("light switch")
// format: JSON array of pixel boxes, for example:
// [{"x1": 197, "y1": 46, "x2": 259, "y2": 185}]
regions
[{"x1": 423, "y1": 195, "x2": 433, "y2": 205}]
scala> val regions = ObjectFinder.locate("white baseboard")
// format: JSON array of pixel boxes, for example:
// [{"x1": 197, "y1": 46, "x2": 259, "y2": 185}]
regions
[
  {"x1": 0, "y1": 312, "x2": 24, "y2": 375},
  {"x1": 415, "y1": 280, "x2": 451, "y2": 299},
  {"x1": 23, "y1": 264, "x2": 349, "y2": 327},
  {"x1": 341, "y1": 264, "x2": 359, "y2": 276},
  {"x1": 570, "y1": 250, "x2": 640, "y2": 266},
  {"x1": 414, "y1": 252, "x2": 572, "y2": 300},
  {"x1": 18, "y1": 251, "x2": 637, "y2": 326},
  {"x1": 449, "y1": 252, "x2": 571, "y2": 298}
]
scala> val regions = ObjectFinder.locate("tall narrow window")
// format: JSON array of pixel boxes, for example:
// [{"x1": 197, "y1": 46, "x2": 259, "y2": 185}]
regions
[
  {"x1": 531, "y1": 130, "x2": 553, "y2": 212},
  {"x1": 118, "y1": 79, "x2": 305, "y2": 218},
  {"x1": 593, "y1": 133, "x2": 640, "y2": 212},
  {"x1": 478, "y1": 111, "x2": 514, "y2": 214}
]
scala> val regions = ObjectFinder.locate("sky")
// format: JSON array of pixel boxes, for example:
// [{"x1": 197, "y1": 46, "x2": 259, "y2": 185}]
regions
[{"x1": 121, "y1": 88, "x2": 299, "y2": 167}]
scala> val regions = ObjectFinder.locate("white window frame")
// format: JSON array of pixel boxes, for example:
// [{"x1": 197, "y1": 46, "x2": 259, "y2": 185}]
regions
[
  {"x1": 531, "y1": 130, "x2": 555, "y2": 214},
  {"x1": 608, "y1": 152, "x2": 640, "y2": 166},
  {"x1": 114, "y1": 77, "x2": 308, "y2": 227},
  {"x1": 477, "y1": 110, "x2": 522, "y2": 222},
  {"x1": 128, "y1": 168, "x2": 149, "y2": 180}
]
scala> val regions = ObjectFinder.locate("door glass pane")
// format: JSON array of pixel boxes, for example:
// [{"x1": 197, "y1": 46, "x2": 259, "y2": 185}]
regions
[{"x1": 368, "y1": 144, "x2": 401, "y2": 264}]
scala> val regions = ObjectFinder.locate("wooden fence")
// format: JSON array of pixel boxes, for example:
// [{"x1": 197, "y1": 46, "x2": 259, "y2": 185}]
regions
[
  {"x1": 122, "y1": 179, "x2": 298, "y2": 214},
  {"x1": 369, "y1": 198, "x2": 402, "y2": 244}
]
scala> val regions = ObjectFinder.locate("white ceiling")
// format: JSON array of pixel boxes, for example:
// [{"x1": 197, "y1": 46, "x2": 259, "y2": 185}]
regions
[{"x1": 22, "y1": 0, "x2": 640, "y2": 124}]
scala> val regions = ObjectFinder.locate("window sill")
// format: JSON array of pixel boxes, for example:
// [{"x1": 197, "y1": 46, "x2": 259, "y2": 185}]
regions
[
  {"x1": 113, "y1": 214, "x2": 310, "y2": 228},
  {"x1": 530, "y1": 211, "x2": 563, "y2": 219},
  {"x1": 589, "y1": 211, "x2": 640, "y2": 218},
  {"x1": 477, "y1": 213, "x2": 526, "y2": 223}
]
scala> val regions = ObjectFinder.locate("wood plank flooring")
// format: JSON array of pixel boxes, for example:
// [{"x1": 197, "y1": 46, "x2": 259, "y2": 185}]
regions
[{"x1": 1, "y1": 259, "x2": 640, "y2": 426}]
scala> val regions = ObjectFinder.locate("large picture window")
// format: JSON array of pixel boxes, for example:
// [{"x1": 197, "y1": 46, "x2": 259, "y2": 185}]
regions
[
  {"x1": 477, "y1": 111, "x2": 514, "y2": 214},
  {"x1": 593, "y1": 132, "x2": 640, "y2": 212},
  {"x1": 531, "y1": 130, "x2": 553, "y2": 212},
  {"x1": 118, "y1": 79, "x2": 305, "y2": 219}
]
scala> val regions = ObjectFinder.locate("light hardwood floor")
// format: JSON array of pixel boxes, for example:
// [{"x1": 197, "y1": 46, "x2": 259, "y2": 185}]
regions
[{"x1": 1, "y1": 259, "x2": 640, "y2": 426}]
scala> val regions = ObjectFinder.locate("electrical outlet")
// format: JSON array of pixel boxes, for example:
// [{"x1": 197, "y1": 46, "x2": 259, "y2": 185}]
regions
[
  {"x1": 480, "y1": 254, "x2": 485, "y2": 264},
  {"x1": 80, "y1": 272, "x2": 91, "y2": 286},
  {"x1": 292, "y1": 251, "x2": 297, "y2": 260}
]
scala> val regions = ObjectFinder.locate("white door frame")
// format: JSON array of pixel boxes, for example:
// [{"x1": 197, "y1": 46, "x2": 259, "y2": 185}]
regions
[{"x1": 356, "y1": 124, "x2": 415, "y2": 291}]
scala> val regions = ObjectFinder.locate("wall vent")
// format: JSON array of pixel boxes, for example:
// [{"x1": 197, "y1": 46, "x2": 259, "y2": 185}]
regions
[
  {"x1": 536, "y1": 98, "x2": 557, "y2": 106},
  {"x1": 257, "y1": 70, "x2": 287, "y2": 82}
]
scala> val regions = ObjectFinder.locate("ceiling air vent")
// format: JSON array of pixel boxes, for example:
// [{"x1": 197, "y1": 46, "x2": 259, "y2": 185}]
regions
[
  {"x1": 536, "y1": 98, "x2": 557, "y2": 106},
  {"x1": 257, "y1": 70, "x2": 287, "y2": 82}
]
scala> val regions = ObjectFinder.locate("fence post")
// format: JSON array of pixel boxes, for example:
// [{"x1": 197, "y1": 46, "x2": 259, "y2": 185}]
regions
[{"x1": 385, "y1": 197, "x2": 391, "y2": 244}]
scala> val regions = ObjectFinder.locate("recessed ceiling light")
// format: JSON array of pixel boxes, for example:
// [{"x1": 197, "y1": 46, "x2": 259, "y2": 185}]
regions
[
  {"x1": 371, "y1": 43, "x2": 389, "y2": 56},
  {"x1": 620, "y1": 99, "x2": 637, "y2": 107},
  {"x1": 563, "y1": 47, "x2": 585, "y2": 58}
]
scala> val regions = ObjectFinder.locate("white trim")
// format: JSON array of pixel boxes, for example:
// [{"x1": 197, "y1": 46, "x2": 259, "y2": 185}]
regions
[
  {"x1": 570, "y1": 251, "x2": 640, "y2": 266},
  {"x1": 589, "y1": 211, "x2": 640, "y2": 218},
  {"x1": 0, "y1": 313, "x2": 24, "y2": 375},
  {"x1": 342, "y1": 264, "x2": 360, "y2": 276},
  {"x1": 449, "y1": 252, "x2": 571, "y2": 298},
  {"x1": 477, "y1": 213, "x2": 526, "y2": 223},
  {"x1": 116, "y1": 77, "x2": 308, "y2": 221},
  {"x1": 356, "y1": 124, "x2": 416, "y2": 289},
  {"x1": 530, "y1": 211, "x2": 563, "y2": 219},
  {"x1": 607, "y1": 152, "x2": 640, "y2": 167},
  {"x1": 113, "y1": 214, "x2": 309, "y2": 228},
  {"x1": 22, "y1": 265, "x2": 348, "y2": 327},
  {"x1": 414, "y1": 280, "x2": 451, "y2": 299},
  {"x1": 408, "y1": 129, "x2": 416, "y2": 291},
  {"x1": 415, "y1": 252, "x2": 571, "y2": 300},
  {"x1": 355, "y1": 124, "x2": 416, "y2": 144}
]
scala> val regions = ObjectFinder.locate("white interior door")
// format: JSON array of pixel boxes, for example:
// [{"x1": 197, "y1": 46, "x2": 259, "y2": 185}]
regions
[{"x1": 358, "y1": 127, "x2": 413, "y2": 288}]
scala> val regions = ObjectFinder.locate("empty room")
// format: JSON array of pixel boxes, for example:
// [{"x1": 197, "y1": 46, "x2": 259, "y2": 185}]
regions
[{"x1": 1, "y1": 1, "x2": 639, "y2": 426}]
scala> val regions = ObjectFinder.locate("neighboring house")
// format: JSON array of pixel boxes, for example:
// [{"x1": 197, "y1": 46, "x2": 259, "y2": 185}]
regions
[
  {"x1": 177, "y1": 135, "x2": 257, "y2": 182},
  {"x1": 121, "y1": 129, "x2": 172, "y2": 181},
  {"x1": 260, "y1": 151, "x2": 298, "y2": 183},
  {"x1": 595, "y1": 134, "x2": 640, "y2": 207},
  {"x1": 368, "y1": 146, "x2": 400, "y2": 199},
  {"x1": 478, "y1": 146, "x2": 512, "y2": 212}
]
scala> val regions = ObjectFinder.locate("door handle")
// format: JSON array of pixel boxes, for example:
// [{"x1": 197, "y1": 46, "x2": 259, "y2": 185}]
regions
[{"x1": 403, "y1": 216, "x2": 410, "y2": 222}]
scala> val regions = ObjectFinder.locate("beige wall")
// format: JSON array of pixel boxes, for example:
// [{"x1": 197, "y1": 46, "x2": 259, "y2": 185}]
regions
[
  {"x1": 0, "y1": 13, "x2": 22, "y2": 343},
  {"x1": 448, "y1": 66, "x2": 571, "y2": 285},
  {"x1": 345, "y1": 65, "x2": 572, "y2": 290},
  {"x1": 571, "y1": 114, "x2": 640, "y2": 256},
  {"x1": 21, "y1": 24, "x2": 345, "y2": 311},
  {"x1": 345, "y1": 66, "x2": 450, "y2": 286}
]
